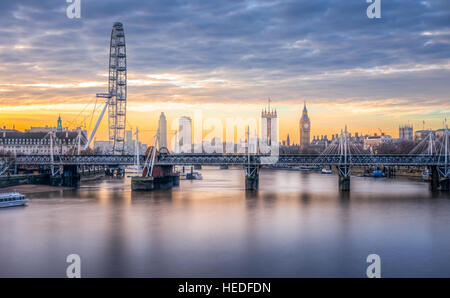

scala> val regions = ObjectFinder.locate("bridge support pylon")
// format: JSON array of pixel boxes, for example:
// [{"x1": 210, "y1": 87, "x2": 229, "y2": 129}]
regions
[
  {"x1": 384, "y1": 166, "x2": 395, "y2": 178},
  {"x1": 245, "y1": 164, "x2": 259, "y2": 191},
  {"x1": 62, "y1": 165, "x2": 80, "y2": 187},
  {"x1": 441, "y1": 177, "x2": 450, "y2": 192},
  {"x1": 131, "y1": 165, "x2": 179, "y2": 191},
  {"x1": 337, "y1": 165, "x2": 351, "y2": 192},
  {"x1": 430, "y1": 166, "x2": 450, "y2": 192}
]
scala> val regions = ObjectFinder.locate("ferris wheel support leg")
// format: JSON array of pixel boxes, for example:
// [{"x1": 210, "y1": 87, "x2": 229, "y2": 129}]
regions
[{"x1": 84, "y1": 99, "x2": 110, "y2": 150}]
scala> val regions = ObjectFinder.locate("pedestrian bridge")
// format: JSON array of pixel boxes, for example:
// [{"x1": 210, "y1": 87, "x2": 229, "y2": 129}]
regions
[
  {"x1": 3, "y1": 153, "x2": 449, "y2": 192},
  {"x1": 11, "y1": 154, "x2": 449, "y2": 166}
]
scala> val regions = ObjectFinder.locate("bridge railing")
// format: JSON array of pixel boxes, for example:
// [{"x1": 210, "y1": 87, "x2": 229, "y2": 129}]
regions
[{"x1": 11, "y1": 154, "x2": 448, "y2": 166}]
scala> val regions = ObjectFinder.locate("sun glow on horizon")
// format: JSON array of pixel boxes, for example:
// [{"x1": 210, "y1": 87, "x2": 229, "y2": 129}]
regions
[{"x1": 1, "y1": 99, "x2": 448, "y2": 146}]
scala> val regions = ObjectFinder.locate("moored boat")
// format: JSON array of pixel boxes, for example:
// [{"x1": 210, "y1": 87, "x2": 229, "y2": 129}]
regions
[
  {"x1": 321, "y1": 168, "x2": 332, "y2": 174},
  {"x1": 181, "y1": 172, "x2": 203, "y2": 180},
  {"x1": 421, "y1": 170, "x2": 431, "y2": 181},
  {"x1": 189, "y1": 172, "x2": 203, "y2": 180},
  {"x1": 372, "y1": 168, "x2": 384, "y2": 178},
  {"x1": 0, "y1": 192, "x2": 29, "y2": 208}
]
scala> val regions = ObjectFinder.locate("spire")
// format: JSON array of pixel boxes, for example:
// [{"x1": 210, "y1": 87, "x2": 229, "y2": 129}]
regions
[
  {"x1": 57, "y1": 114, "x2": 62, "y2": 133},
  {"x1": 303, "y1": 101, "x2": 307, "y2": 113}
]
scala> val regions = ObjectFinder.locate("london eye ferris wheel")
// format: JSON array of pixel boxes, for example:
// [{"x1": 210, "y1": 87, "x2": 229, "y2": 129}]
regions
[{"x1": 95, "y1": 22, "x2": 127, "y2": 155}]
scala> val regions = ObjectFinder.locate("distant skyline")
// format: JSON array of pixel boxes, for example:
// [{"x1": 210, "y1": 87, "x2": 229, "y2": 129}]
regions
[{"x1": 0, "y1": 0, "x2": 449, "y2": 144}]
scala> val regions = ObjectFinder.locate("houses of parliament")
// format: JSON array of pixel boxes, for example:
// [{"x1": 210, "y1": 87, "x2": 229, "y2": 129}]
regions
[{"x1": 261, "y1": 100, "x2": 311, "y2": 149}]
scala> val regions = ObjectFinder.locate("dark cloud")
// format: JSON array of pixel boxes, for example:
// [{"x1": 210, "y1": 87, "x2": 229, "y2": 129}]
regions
[{"x1": 0, "y1": 0, "x2": 448, "y2": 111}]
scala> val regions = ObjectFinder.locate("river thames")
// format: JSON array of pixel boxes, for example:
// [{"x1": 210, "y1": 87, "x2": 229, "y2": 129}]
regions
[{"x1": 1, "y1": 167, "x2": 450, "y2": 277}]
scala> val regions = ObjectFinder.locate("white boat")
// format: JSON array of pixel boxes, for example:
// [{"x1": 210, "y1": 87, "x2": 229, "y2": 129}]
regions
[
  {"x1": 422, "y1": 170, "x2": 431, "y2": 181},
  {"x1": 321, "y1": 168, "x2": 332, "y2": 174},
  {"x1": 0, "y1": 192, "x2": 29, "y2": 208},
  {"x1": 191, "y1": 172, "x2": 203, "y2": 180}
]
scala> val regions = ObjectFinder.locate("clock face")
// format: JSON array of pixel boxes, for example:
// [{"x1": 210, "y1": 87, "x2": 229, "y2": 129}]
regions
[{"x1": 304, "y1": 124, "x2": 309, "y2": 129}]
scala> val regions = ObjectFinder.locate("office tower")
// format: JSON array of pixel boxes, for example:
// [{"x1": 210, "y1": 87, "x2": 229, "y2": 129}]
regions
[
  {"x1": 125, "y1": 130, "x2": 133, "y2": 153},
  {"x1": 179, "y1": 116, "x2": 192, "y2": 153},
  {"x1": 158, "y1": 112, "x2": 167, "y2": 149}
]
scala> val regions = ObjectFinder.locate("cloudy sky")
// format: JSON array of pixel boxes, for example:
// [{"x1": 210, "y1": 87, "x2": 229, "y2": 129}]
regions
[{"x1": 0, "y1": 0, "x2": 449, "y2": 143}]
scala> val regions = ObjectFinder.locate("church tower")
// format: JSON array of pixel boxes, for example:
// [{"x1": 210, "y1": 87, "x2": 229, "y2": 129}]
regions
[
  {"x1": 299, "y1": 103, "x2": 310, "y2": 147},
  {"x1": 57, "y1": 115, "x2": 63, "y2": 133}
]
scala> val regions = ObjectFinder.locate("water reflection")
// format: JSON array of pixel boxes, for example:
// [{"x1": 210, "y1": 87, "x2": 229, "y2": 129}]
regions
[{"x1": 0, "y1": 167, "x2": 449, "y2": 277}]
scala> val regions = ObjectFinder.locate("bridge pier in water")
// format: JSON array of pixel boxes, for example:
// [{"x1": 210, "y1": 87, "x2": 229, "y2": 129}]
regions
[
  {"x1": 430, "y1": 166, "x2": 450, "y2": 192},
  {"x1": 441, "y1": 178, "x2": 450, "y2": 192},
  {"x1": 383, "y1": 166, "x2": 395, "y2": 178},
  {"x1": 62, "y1": 165, "x2": 80, "y2": 187},
  {"x1": 49, "y1": 165, "x2": 80, "y2": 187},
  {"x1": 131, "y1": 165, "x2": 180, "y2": 191},
  {"x1": 245, "y1": 164, "x2": 259, "y2": 191},
  {"x1": 337, "y1": 165, "x2": 351, "y2": 192}
]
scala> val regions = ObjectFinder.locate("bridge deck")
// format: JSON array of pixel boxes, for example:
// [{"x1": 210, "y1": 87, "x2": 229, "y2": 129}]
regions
[{"x1": 9, "y1": 154, "x2": 450, "y2": 166}]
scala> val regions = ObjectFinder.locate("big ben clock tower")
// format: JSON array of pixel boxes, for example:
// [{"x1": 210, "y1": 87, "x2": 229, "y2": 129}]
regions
[{"x1": 300, "y1": 103, "x2": 311, "y2": 148}]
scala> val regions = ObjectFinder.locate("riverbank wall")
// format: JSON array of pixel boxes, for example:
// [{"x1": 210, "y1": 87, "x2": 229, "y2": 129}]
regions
[{"x1": 0, "y1": 174, "x2": 50, "y2": 189}]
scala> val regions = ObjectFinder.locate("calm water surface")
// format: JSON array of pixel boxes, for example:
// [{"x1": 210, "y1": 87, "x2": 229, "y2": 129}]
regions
[{"x1": 1, "y1": 167, "x2": 450, "y2": 277}]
